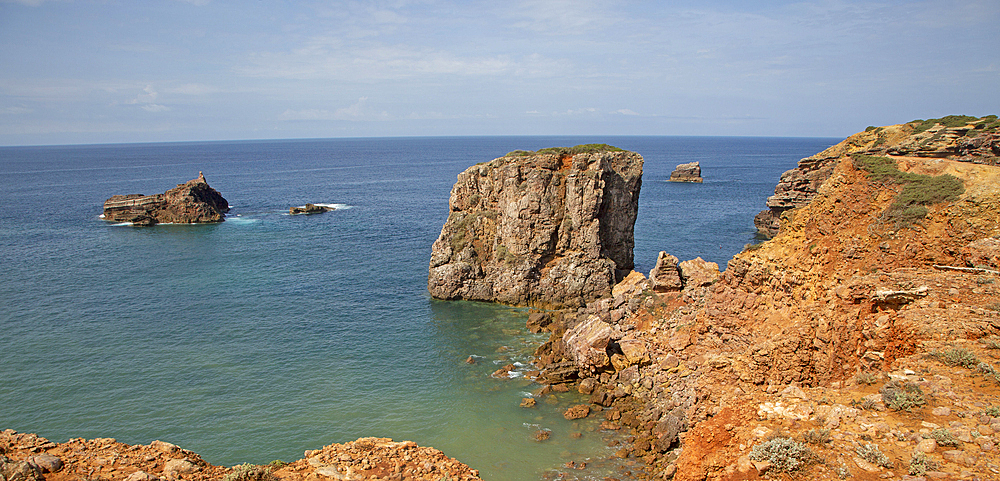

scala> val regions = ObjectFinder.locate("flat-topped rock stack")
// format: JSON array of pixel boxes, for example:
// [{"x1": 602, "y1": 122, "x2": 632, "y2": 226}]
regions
[
  {"x1": 428, "y1": 144, "x2": 643, "y2": 308},
  {"x1": 668, "y1": 161, "x2": 703, "y2": 183}
]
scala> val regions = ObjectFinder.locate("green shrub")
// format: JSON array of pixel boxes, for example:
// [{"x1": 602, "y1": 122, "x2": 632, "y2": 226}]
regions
[
  {"x1": 749, "y1": 437, "x2": 815, "y2": 473},
  {"x1": 909, "y1": 451, "x2": 938, "y2": 476},
  {"x1": 853, "y1": 154, "x2": 965, "y2": 227},
  {"x1": 931, "y1": 347, "x2": 980, "y2": 369},
  {"x1": 506, "y1": 144, "x2": 624, "y2": 157},
  {"x1": 223, "y1": 464, "x2": 277, "y2": 481},
  {"x1": 910, "y1": 115, "x2": 980, "y2": 134},
  {"x1": 856, "y1": 443, "x2": 893, "y2": 468},
  {"x1": 880, "y1": 380, "x2": 926, "y2": 412},
  {"x1": 983, "y1": 406, "x2": 1000, "y2": 417},
  {"x1": 929, "y1": 428, "x2": 961, "y2": 447}
]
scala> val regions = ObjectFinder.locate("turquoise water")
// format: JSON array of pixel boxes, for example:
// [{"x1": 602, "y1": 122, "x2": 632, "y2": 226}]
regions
[{"x1": 0, "y1": 136, "x2": 835, "y2": 479}]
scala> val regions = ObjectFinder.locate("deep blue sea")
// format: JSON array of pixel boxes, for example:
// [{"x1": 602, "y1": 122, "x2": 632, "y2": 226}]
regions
[{"x1": 0, "y1": 136, "x2": 836, "y2": 480}]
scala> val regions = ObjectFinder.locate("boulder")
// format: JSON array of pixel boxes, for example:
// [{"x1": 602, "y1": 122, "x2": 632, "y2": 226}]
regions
[
  {"x1": 428, "y1": 146, "x2": 643, "y2": 308},
  {"x1": 562, "y1": 315, "x2": 614, "y2": 372},
  {"x1": 649, "y1": 251, "x2": 683, "y2": 292},
  {"x1": 103, "y1": 172, "x2": 229, "y2": 225},
  {"x1": 668, "y1": 161, "x2": 703, "y2": 183},
  {"x1": 678, "y1": 257, "x2": 720, "y2": 287}
]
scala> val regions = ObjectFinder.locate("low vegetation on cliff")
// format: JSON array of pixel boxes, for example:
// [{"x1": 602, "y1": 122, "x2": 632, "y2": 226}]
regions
[
  {"x1": 853, "y1": 154, "x2": 965, "y2": 226},
  {"x1": 504, "y1": 143, "x2": 624, "y2": 157}
]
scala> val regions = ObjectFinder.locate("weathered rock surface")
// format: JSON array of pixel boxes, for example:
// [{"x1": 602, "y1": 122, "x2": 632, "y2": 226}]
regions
[
  {"x1": 529, "y1": 117, "x2": 1000, "y2": 481},
  {"x1": 755, "y1": 115, "x2": 1000, "y2": 238},
  {"x1": 648, "y1": 251, "x2": 682, "y2": 292},
  {"x1": 102, "y1": 172, "x2": 229, "y2": 226},
  {"x1": 289, "y1": 203, "x2": 335, "y2": 215},
  {"x1": 0, "y1": 430, "x2": 482, "y2": 481},
  {"x1": 668, "y1": 161, "x2": 703, "y2": 183},
  {"x1": 428, "y1": 146, "x2": 643, "y2": 308}
]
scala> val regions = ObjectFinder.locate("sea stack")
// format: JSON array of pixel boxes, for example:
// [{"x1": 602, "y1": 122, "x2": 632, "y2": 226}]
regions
[
  {"x1": 668, "y1": 161, "x2": 703, "y2": 182},
  {"x1": 102, "y1": 172, "x2": 229, "y2": 226},
  {"x1": 428, "y1": 145, "x2": 643, "y2": 308}
]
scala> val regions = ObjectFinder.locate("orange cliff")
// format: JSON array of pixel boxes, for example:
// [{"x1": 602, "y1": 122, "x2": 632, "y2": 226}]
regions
[{"x1": 529, "y1": 115, "x2": 1000, "y2": 480}]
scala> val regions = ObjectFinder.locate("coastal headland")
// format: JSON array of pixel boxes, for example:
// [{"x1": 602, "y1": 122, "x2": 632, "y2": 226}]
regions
[{"x1": 6, "y1": 116, "x2": 1000, "y2": 480}]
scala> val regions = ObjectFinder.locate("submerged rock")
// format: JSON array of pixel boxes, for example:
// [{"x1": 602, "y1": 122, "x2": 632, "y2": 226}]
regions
[
  {"x1": 102, "y1": 172, "x2": 229, "y2": 225},
  {"x1": 428, "y1": 145, "x2": 643, "y2": 308}
]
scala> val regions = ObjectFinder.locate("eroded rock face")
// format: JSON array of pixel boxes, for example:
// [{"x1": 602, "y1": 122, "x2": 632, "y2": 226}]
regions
[
  {"x1": 428, "y1": 148, "x2": 643, "y2": 308},
  {"x1": 753, "y1": 156, "x2": 838, "y2": 238},
  {"x1": 103, "y1": 172, "x2": 229, "y2": 225},
  {"x1": 668, "y1": 161, "x2": 703, "y2": 183}
]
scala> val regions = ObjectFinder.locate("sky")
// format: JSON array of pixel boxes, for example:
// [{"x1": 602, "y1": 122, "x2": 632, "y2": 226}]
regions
[{"x1": 0, "y1": 0, "x2": 998, "y2": 146}]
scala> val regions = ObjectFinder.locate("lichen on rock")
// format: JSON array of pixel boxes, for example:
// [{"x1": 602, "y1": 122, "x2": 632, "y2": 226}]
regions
[{"x1": 428, "y1": 146, "x2": 643, "y2": 308}]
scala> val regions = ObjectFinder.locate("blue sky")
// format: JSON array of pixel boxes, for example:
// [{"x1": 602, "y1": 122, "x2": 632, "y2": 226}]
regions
[{"x1": 1, "y1": 0, "x2": 997, "y2": 145}]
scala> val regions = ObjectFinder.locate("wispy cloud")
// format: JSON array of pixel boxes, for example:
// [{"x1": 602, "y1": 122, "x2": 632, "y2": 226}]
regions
[
  {"x1": 278, "y1": 98, "x2": 390, "y2": 121},
  {"x1": 128, "y1": 85, "x2": 170, "y2": 112}
]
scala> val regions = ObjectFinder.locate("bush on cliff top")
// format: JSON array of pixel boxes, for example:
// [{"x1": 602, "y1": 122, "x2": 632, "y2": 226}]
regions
[
  {"x1": 505, "y1": 144, "x2": 624, "y2": 157},
  {"x1": 852, "y1": 154, "x2": 965, "y2": 227},
  {"x1": 907, "y1": 115, "x2": 982, "y2": 134}
]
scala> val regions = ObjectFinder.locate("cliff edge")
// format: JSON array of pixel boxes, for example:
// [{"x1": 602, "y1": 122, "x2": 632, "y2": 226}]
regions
[
  {"x1": 428, "y1": 145, "x2": 643, "y2": 308},
  {"x1": 755, "y1": 114, "x2": 1000, "y2": 238},
  {"x1": 103, "y1": 172, "x2": 229, "y2": 226},
  {"x1": 530, "y1": 117, "x2": 1000, "y2": 480}
]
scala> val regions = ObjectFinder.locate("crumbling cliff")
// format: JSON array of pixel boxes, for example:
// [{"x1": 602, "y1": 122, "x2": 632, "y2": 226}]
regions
[
  {"x1": 428, "y1": 145, "x2": 643, "y2": 308},
  {"x1": 529, "y1": 117, "x2": 1000, "y2": 481},
  {"x1": 102, "y1": 172, "x2": 229, "y2": 226},
  {"x1": 754, "y1": 114, "x2": 1000, "y2": 238}
]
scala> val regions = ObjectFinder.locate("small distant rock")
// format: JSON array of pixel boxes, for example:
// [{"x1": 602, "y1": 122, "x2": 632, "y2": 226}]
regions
[
  {"x1": 534, "y1": 430, "x2": 551, "y2": 441},
  {"x1": 520, "y1": 398, "x2": 536, "y2": 408},
  {"x1": 289, "y1": 203, "x2": 336, "y2": 215},
  {"x1": 668, "y1": 161, "x2": 704, "y2": 183}
]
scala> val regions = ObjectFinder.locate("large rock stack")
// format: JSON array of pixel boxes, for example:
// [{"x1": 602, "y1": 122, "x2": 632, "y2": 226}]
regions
[
  {"x1": 428, "y1": 146, "x2": 643, "y2": 308},
  {"x1": 102, "y1": 172, "x2": 229, "y2": 226}
]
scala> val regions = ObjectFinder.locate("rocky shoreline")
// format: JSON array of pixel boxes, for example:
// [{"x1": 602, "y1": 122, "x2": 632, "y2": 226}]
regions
[
  {"x1": 9, "y1": 116, "x2": 1000, "y2": 481},
  {"x1": 523, "y1": 115, "x2": 1000, "y2": 480}
]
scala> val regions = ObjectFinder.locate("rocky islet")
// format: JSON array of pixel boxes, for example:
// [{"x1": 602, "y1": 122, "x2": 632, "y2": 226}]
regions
[{"x1": 102, "y1": 172, "x2": 229, "y2": 226}]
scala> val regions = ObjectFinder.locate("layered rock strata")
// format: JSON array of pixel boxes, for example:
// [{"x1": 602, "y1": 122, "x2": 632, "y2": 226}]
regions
[
  {"x1": 755, "y1": 115, "x2": 1000, "y2": 238},
  {"x1": 428, "y1": 146, "x2": 643, "y2": 308},
  {"x1": 102, "y1": 172, "x2": 229, "y2": 226},
  {"x1": 668, "y1": 162, "x2": 703, "y2": 183}
]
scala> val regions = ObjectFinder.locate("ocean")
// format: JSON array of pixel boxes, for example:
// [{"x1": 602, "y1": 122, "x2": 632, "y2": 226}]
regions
[{"x1": 0, "y1": 136, "x2": 836, "y2": 480}]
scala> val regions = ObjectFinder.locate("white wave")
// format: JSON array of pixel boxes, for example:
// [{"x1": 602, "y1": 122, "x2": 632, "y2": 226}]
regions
[
  {"x1": 98, "y1": 214, "x2": 105, "y2": 219},
  {"x1": 312, "y1": 203, "x2": 352, "y2": 210}
]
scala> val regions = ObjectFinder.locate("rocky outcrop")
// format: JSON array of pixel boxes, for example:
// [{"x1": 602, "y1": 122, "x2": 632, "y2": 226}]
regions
[
  {"x1": 668, "y1": 161, "x2": 703, "y2": 183},
  {"x1": 0, "y1": 430, "x2": 482, "y2": 481},
  {"x1": 755, "y1": 115, "x2": 1000, "y2": 238},
  {"x1": 428, "y1": 145, "x2": 643, "y2": 308},
  {"x1": 102, "y1": 172, "x2": 229, "y2": 226},
  {"x1": 753, "y1": 155, "x2": 838, "y2": 238},
  {"x1": 527, "y1": 118, "x2": 1000, "y2": 481},
  {"x1": 289, "y1": 203, "x2": 335, "y2": 215}
]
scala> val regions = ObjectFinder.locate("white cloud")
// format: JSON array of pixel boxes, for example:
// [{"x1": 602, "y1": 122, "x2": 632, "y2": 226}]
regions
[
  {"x1": 141, "y1": 104, "x2": 171, "y2": 112},
  {"x1": 165, "y1": 83, "x2": 222, "y2": 95},
  {"x1": 278, "y1": 98, "x2": 391, "y2": 121},
  {"x1": 614, "y1": 109, "x2": 640, "y2": 116},
  {"x1": 2, "y1": 106, "x2": 33, "y2": 114}
]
